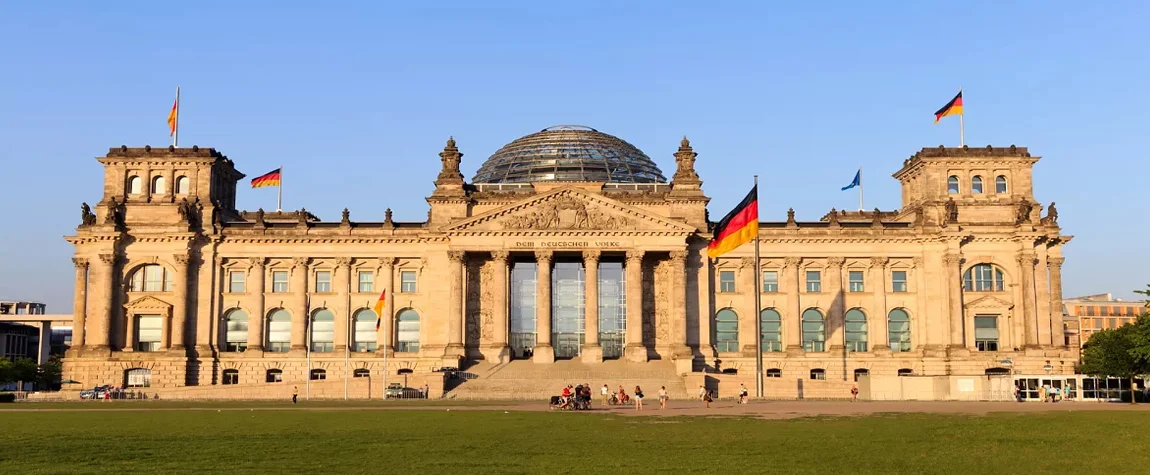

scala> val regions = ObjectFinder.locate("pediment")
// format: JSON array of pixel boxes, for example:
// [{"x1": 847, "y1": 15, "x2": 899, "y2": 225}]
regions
[
  {"x1": 965, "y1": 295, "x2": 1014, "y2": 310},
  {"x1": 124, "y1": 295, "x2": 173, "y2": 311},
  {"x1": 443, "y1": 187, "x2": 698, "y2": 234}
]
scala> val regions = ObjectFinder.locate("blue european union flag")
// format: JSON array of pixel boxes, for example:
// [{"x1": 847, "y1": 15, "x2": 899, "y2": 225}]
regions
[{"x1": 841, "y1": 170, "x2": 861, "y2": 191}]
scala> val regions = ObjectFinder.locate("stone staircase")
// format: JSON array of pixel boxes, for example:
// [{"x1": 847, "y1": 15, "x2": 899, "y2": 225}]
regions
[{"x1": 444, "y1": 359, "x2": 691, "y2": 400}]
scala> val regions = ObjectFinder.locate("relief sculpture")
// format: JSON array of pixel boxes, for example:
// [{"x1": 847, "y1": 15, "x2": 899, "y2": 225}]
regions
[
  {"x1": 479, "y1": 261, "x2": 495, "y2": 343},
  {"x1": 500, "y1": 195, "x2": 634, "y2": 230}
]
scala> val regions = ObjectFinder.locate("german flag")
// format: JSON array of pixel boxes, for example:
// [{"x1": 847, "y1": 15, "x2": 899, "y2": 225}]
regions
[
  {"x1": 373, "y1": 289, "x2": 386, "y2": 330},
  {"x1": 707, "y1": 185, "x2": 759, "y2": 258},
  {"x1": 250, "y1": 168, "x2": 282, "y2": 188},
  {"x1": 167, "y1": 95, "x2": 179, "y2": 136},
  {"x1": 934, "y1": 91, "x2": 963, "y2": 123}
]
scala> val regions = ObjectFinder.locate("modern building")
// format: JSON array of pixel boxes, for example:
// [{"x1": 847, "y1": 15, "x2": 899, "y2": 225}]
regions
[
  {"x1": 1064, "y1": 293, "x2": 1148, "y2": 346},
  {"x1": 62, "y1": 126, "x2": 1077, "y2": 396}
]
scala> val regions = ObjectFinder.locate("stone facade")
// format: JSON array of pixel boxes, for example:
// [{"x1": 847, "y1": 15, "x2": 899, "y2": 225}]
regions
[{"x1": 63, "y1": 138, "x2": 1077, "y2": 395}]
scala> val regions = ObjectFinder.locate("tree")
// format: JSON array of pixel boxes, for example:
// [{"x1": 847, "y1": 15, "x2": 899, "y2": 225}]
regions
[
  {"x1": 37, "y1": 356, "x2": 63, "y2": 390},
  {"x1": 1081, "y1": 318, "x2": 1150, "y2": 404},
  {"x1": 0, "y1": 358, "x2": 39, "y2": 389}
]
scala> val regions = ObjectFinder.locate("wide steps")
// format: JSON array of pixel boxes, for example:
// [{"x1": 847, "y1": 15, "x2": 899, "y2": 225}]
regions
[{"x1": 445, "y1": 360, "x2": 690, "y2": 400}]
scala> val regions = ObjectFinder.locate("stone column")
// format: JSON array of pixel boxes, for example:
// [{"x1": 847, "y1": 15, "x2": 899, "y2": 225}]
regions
[
  {"x1": 581, "y1": 250, "x2": 602, "y2": 363},
  {"x1": 869, "y1": 257, "x2": 890, "y2": 353},
  {"x1": 1034, "y1": 252, "x2": 1054, "y2": 347},
  {"x1": 783, "y1": 257, "x2": 803, "y2": 354},
  {"x1": 738, "y1": 257, "x2": 758, "y2": 356},
  {"x1": 290, "y1": 257, "x2": 309, "y2": 351},
  {"x1": 246, "y1": 258, "x2": 265, "y2": 352},
  {"x1": 376, "y1": 258, "x2": 395, "y2": 354},
  {"x1": 170, "y1": 254, "x2": 190, "y2": 352},
  {"x1": 534, "y1": 250, "x2": 554, "y2": 363},
  {"x1": 944, "y1": 253, "x2": 965, "y2": 351},
  {"x1": 445, "y1": 251, "x2": 466, "y2": 356},
  {"x1": 1018, "y1": 252, "x2": 1039, "y2": 348},
  {"x1": 826, "y1": 257, "x2": 845, "y2": 351},
  {"x1": 1049, "y1": 257, "x2": 1067, "y2": 348},
  {"x1": 669, "y1": 250, "x2": 692, "y2": 370},
  {"x1": 88, "y1": 253, "x2": 116, "y2": 350},
  {"x1": 334, "y1": 258, "x2": 352, "y2": 352},
  {"x1": 486, "y1": 250, "x2": 511, "y2": 363},
  {"x1": 71, "y1": 258, "x2": 88, "y2": 351},
  {"x1": 624, "y1": 250, "x2": 647, "y2": 363}
]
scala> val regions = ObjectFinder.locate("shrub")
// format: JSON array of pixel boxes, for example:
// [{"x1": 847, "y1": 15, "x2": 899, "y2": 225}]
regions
[{"x1": 0, "y1": 393, "x2": 16, "y2": 403}]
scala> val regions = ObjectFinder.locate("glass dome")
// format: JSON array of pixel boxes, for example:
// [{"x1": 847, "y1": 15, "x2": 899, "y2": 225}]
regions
[{"x1": 471, "y1": 125, "x2": 667, "y2": 184}]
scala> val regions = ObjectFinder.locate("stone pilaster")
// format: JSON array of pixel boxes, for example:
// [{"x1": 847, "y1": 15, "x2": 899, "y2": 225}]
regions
[
  {"x1": 738, "y1": 256, "x2": 758, "y2": 356},
  {"x1": 944, "y1": 253, "x2": 966, "y2": 354},
  {"x1": 1034, "y1": 251, "x2": 1054, "y2": 348},
  {"x1": 290, "y1": 257, "x2": 308, "y2": 352},
  {"x1": 485, "y1": 250, "x2": 511, "y2": 363},
  {"x1": 246, "y1": 258, "x2": 265, "y2": 353},
  {"x1": 170, "y1": 254, "x2": 190, "y2": 353},
  {"x1": 624, "y1": 250, "x2": 647, "y2": 362},
  {"x1": 334, "y1": 258, "x2": 352, "y2": 352},
  {"x1": 70, "y1": 258, "x2": 88, "y2": 352},
  {"x1": 1018, "y1": 252, "x2": 1040, "y2": 348},
  {"x1": 445, "y1": 251, "x2": 466, "y2": 357},
  {"x1": 826, "y1": 257, "x2": 845, "y2": 351},
  {"x1": 669, "y1": 250, "x2": 692, "y2": 372},
  {"x1": 376, "y1": 258, "x2": 395, "y2": 355},
  {"x1": 869, "y1": 256, "x2": 890, "y2": 354},
  {"x1": 783, "y1": 257, "x2": 803, "y2": 354},
  {"x1": 88, "y1": 253, "x2": 116, "y2": 351},
  {"x1": 1049, "y1": 256, "x2": 1067, "y2": 348},
  {"x1": 581, "y1": 250, "x2": 602, "y2": 364},
  {"x1": 534, "y1": 250, "x2": 555, "y2": 364}
]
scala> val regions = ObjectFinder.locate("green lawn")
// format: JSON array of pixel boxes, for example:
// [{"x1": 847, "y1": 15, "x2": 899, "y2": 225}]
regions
[{"x1": 2, "y1": 409, "x2": 1146, "y2": 474}]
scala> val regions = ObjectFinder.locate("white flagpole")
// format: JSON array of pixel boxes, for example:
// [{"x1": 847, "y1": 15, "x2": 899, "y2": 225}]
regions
[
  {"x1": 276, "y1": 166, "x2": 283, "y2": 212},
  {"x1": 958, "y1": 87, "x2": 965, "y2": 147},
  {"x1": 753, "y1": 175, "x2": 764, "y2": 399},
  {"x1": 344, "y1": 303, "x2": 350, "y2": 401},
  {"x1": 305, "y1": 294, "x2": 311, "y2": 401},
  {"x1": 172, "y1": 86, "x2": 180, "y2": 148},
  {"x1": 857, "y1": 167, "x2": 864, "y2": 211}
]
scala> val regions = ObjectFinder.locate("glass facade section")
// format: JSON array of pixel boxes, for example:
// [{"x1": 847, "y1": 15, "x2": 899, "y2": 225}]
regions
[
  {"x1": 510, "y1": 261, "x2": 538, "y2": 358},
  {"x1": 598, "y1": 260, "x2": 626, "y2": 359},
  {"x1": 551, "y1": 260, "x2": 585, "y2": 358},
  {"x1": 472, "y1": 125, "x2": 667, "y2": 184}
]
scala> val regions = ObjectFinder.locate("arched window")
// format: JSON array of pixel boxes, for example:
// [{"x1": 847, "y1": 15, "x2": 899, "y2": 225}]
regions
[
  {"x1": 353, "y1": 309, "x2": 378, "y2": 352},
  {"x1": 760, "y1": 309, "x2": 782, "y2": 352},
  {"x1": 714, "y1": 308, "x2": 739, "y2": 353},
  {"x1": 223, "y1": 309, "x2": 248, "y2": 352},
  {"x1": 266, "y1": 369, "x2": 283, "y2": 383},
  {"x1": 127, "y1": 176, "x2": 142, "y2": 195},
  {"x1": 396, "y1": 309, "x2": 421, "y2": 353},
  {"x1": 222, "y1": 369, "x2": 239, "y2": 385},
  {"x1": 766, "y1": 368, "x2": 782, "y2": 378},
  {"x1": 985, "y1": 367, "x2": 1011, "y2": 375},
  {"x1": 854, "y1": 368, "x2": 869, "y2": 382},
  {"x1": 129, "y1": 264, "x2": 173, "y2": 292},
  {"x1": 266, "y1": 309, "x2": 291, "y2": 353},
  {"x1": 125, "y1": 368, "x2": 151, "y2": 388},
  {"x1": 845, "y1": 309, "x2": 868, "y2": 352},
  {"x1": 310, "y1": 309, "x2": 334, "y2": 352},
  {"x1": 353, "y1": 368, "x2": 371, "y2": 378},
  {"x1": 897, "y1": 368, "x2": 913, "y2": 376},
  {"x1": 175, "y1": 176, "x2": 189, "y2": 194},
  {"x1": 971, "y1": 175, "x2": 984, "y2": 194},
  {"x1": 310, "y1": 369, "x2": 327, "y2": 380},
  {"x1": 995, "y1": 175, "x2": 1008, "y2": 194},
  {"x1": 801, "y1": 309, "x2": 825, "y2": 352},
  {"x1": 947, "y1": 175, "x2": 959, "y2": 194},
  {"x1": 151, "y1": 175, "x2": 166, "y2": 194},
  {"x1": 887, "y1": 309, "x2": 912, "y2": 352},
  {"x1": 963, "y1": 264, "x2": 1006, "y2": 292},
  {"x1": 810, "y1": 368, "x2": 826, "y2": 380}
]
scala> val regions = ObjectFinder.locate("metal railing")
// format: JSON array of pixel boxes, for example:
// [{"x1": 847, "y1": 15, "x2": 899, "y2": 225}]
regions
[{"x1": 603, "y1": 183, "x2": 671, "y2": 193}]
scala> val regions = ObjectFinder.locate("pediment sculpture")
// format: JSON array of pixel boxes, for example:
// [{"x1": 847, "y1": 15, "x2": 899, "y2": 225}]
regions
[{"x1": 499, "y1": 196, "x2": 634, "y2": 230}]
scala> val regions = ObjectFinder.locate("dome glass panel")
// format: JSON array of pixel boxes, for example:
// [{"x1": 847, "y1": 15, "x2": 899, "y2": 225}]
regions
[{"x1": 472, "y1": 125, "x2": 667, "y2": 183}]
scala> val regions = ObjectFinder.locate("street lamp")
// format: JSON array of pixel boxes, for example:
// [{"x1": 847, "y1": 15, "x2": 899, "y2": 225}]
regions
[{"x1": 1043, "y1": 363, "x2": 1054, "y2": 375}]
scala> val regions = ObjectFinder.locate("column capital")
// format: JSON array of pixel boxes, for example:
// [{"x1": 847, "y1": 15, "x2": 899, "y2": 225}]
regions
[
  {"x1": 491, "y1": 250, "x2": 511, "y2": 263},
  {"x1": 535, "y1": 249, "x2": 554, "y2": 263},
  {"x1": 912, "y1": 256, "x2": 924, "y2": 268},
  {"x1": 942, "y1": 253, "x2": 964, "y2": 267},
  {"x1": 98, "y1": 253, "x2": 116, "y2": 266},
  {"x1": 334, "y1": 257, "x2": 352, "y2": 268},
  {"x1": 826, "y1": 256, "x2": 846, "y2": 268},
  {"x1": 291, "y1": 256, "x2": 309, "y2": 269},
  {"x1": 868, "y1": 256, "x2": 889, "y2": 269},
  {"x1": 738, "y1": 256, "x2": 756, "y2": 269},
  {"x1": 72, "y1": 257, "x2": 89, "y2": 269},
  {"x1": 669, "y1": 250, "x2": 687, "y2": 264},
  {"x1": 1015, "y1": 253, "x2": 1037, "y2": 267},
  {"x1": 378, "y1": 257, "x2": 396, "y2": 269},
  {"x1": 173, "y1": 254, "x2": 191, "y2": 266},
  {"x1": 582, "y1": 249, "x2": 601, "y2": 264},
  {"x1": 248, "y1": 257, "x2": 266, "y2": 269},
  {"x1": 625, "y1": 249, "x2": 644, "y2": 264},
  {"x1": 447, "y1": 250, "x2": 465, "y2": 263},
  {"x1": 1048, "y1": 257, "x2": 1065, "y2": 268},
  {"x1": 783, "y1": 256, "x2": 801, "y2": 268}
]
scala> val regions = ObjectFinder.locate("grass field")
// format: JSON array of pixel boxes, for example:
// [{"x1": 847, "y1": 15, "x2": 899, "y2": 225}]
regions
[{"x1": 3, "y1": 407, "x2": 1147, "y2": 474}]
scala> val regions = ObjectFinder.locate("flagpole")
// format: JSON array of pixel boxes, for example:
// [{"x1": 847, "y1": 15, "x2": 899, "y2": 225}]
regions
[
  {"x1": 172, "y1": 86, "x2": 180, "y2": 148},
  {"x1": 753, "y1": 175, "x2": 764, "y2": 400},
  {"x1": 305, "y1": 294, "x2": 311, "y2": 401},
  {"x1": 857, "y1": 167, "x2": 864, "y2": 211},
  {"x1": 277, "y1": 165, "x2": 283, "y2": 212},
  {"x1": 344, "y1": 307, "x2": 350, "y2": 401},
  {"x1": 382, "y1": 316, "x2": 389, "y2": 401},
  {"x1": 958, "y1": 87, "x2": 964, "y2": 147}
]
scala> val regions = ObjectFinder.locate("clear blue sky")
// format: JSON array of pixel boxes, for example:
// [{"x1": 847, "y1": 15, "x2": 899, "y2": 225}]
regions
[{"x1": 1, "y1": 1, "x2": 1147, "y2": 311}]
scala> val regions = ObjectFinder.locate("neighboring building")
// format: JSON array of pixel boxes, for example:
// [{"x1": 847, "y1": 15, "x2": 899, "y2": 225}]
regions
[
  {"x1": 0, "y1": 301, "x2": 46, "y2": 315},
  {"x1": 0, "y1": 300, "x2": 71, "y2": 364},
  {"x1": 1064, "y1": 293, "x2": 1148, "y2": 346},
  {"x1": 63, "y1": 126, "x2": 1076, "y2": 394}
]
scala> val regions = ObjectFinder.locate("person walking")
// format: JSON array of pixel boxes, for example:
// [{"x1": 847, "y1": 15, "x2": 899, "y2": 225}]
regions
[
  {"x1": 851, "y1": 385, "x2": 859, "y2": 402},
  {"x1": 658, "y1": 386, "x2": 668, "y2": 410},
  {"x1": 634, "y1": 385, "x2": 644, "y2": 411},
  {"x1": 292, "y1": 386, "x2": 299, "y2": 404},
  {"x1": 703, "y1": 389, "x2": 713, "y2": 408},
  {"x1": 698, "y1": 385, "x2": 707, "y2": 405},
  {"x1": 739, "y1": 384, "x2": 749, "y2": 404}
]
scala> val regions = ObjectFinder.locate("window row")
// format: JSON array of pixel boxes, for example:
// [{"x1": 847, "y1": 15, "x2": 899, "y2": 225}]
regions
[
  {"x1": 947, "y1": 175, "x2": 1008, "y2": 195},
  {"x1": 718, "y1": 270, "x2": 909, "y2": 293},
  {"x1": 220, "y1": 307, "x2": 421, "y2": 353},
  {"x1": 761, "y1": 368, "x2": 915, "y2": 380},
  {"x1": 127, "y1": 175, "x2": 191, "y2": 195},
  {"x1": 226, "y1": 269, "x2": 418, "y2": 294},
  {"x1": 713, "y1": 308, "x2": 913, "y2": 354}
]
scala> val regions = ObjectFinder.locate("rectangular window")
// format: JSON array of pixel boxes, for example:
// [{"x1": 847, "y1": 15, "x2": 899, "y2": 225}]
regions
[
  {"x1": 719, "y1": 270, "x2": 736, "y2": 293},
  {"x1": 272, "y1": 271, "x2": 289, "y2": 293},
  {"x1": 891, "y1": 271, "x2": 908, "y2": 293},
  {"x1": 1093, "y1": 318, "x2": 1102, "y2": 329},
  {"x1": 762, "y1": 271, "x2": 778, "y2": 293},
  {"x1": 357, "y1": 271, "x2": 374, "y2": 293},
  {"x1": 848, "y1": 271, "x2": 864, "y2": 292},
  {"x1": 228, "y1": 271, "x2": 245, "y2": 293},
  {"x1": 974, "y1": 316, "x2": 999, "y2": 352},
  {"x1": 805, "y1": 271, "x2": 821, "y2": 292},
  {"x1": 1108, "y1": 318, "x2": 1117, "y2": 329},
  {"x1": 135, "y1": 315, "x2": 163, "y2": 352},
  {"x1": 143, "y1": 265, "x2": 165, "y2": 292},
  {"x1": 1085, "y1": 306, "x2": 1095, "y2": 316},
  {"x1": 267, "y1": 318, "x2": 291, "y2": 352},
  {"x1": 222, "y1": 372, "x2": 239, "y2": 385},
  {"x1": 315, "y1": 271, "x2": 332, "y2": 293},
  {"x1": 400, "y1": 270, "x2": 417, "y2": 293}
]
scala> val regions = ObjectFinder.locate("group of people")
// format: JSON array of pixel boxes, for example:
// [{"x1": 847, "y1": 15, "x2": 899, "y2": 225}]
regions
[
  {"x1": 1015, "y1": 383, "x2": 1071, "y2": 402},
  {"x1": 554, "y1": 384, "x2": 671, "y2": 410}
]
